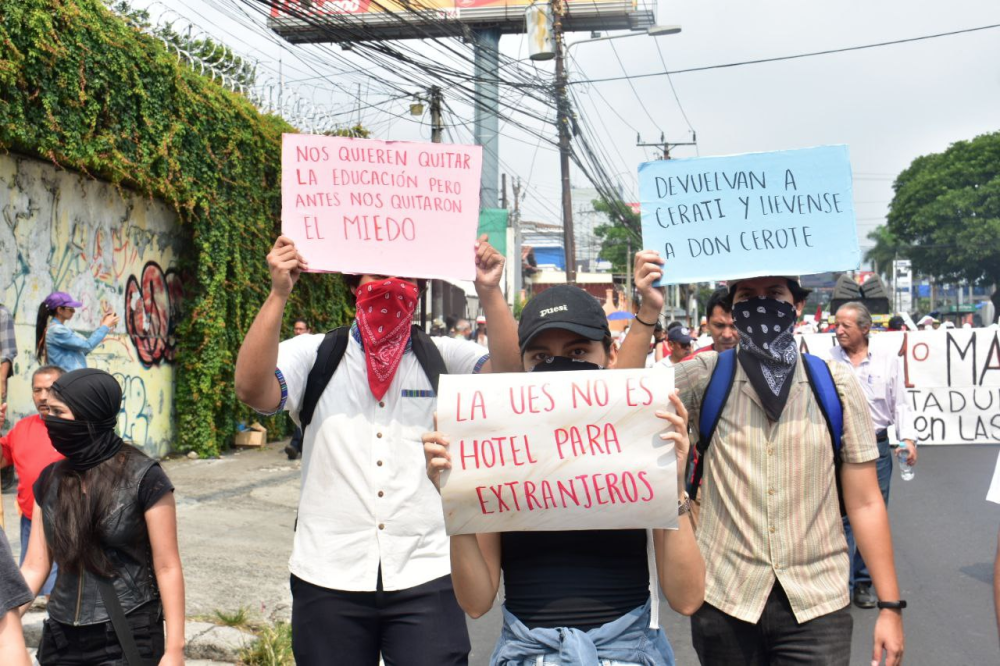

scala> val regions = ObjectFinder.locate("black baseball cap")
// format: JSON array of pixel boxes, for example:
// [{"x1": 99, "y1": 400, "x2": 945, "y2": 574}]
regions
[{"x1": 518, "y1": 285, "x2": 611, "y2": 352}]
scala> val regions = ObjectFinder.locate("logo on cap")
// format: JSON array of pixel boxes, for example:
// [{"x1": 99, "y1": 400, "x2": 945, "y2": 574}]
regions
[{"x1": 538, "y1": 305, "x2": 568, "y2": 318}]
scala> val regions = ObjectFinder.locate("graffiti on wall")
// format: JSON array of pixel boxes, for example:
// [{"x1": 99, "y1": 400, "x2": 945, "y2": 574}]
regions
[
  {"x1": 125, "y1": 261, "x2": 184, "y2": 366},
  {"x1": 0, "y1": 154, "x2": 184, "y2": 456}
]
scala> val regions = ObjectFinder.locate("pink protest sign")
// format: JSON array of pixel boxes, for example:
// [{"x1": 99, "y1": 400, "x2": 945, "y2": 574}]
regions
[{"x1": 281, "y1": 134, "x2": 483, "y2": 280}]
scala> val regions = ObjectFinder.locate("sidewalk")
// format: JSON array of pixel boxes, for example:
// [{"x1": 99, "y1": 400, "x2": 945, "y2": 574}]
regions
[{"x1": 2, "y1": 440, "x2": 302, "y2": 662}]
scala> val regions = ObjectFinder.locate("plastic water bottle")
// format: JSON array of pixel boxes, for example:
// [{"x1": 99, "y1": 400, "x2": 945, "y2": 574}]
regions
[{"x1": 896, "y1": 444, "x2": 914, "y2": 481}]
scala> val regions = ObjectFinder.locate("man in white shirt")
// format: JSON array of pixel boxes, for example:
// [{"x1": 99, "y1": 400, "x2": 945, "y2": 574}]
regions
[
  {"x1": 832, "y1": 301, "x2": 918, "y2": 610},
  {"x1": 234, "y1": 235, "x2": 519, "y2": 665}
]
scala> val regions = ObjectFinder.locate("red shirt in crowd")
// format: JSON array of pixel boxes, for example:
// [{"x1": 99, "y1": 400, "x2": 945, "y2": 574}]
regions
[
  {"x1": 0, "y1": 414, "x2": 64, "y2": 518},
  {"x1": 681, "y1": 344, "x2": 716, "y2": 362}
]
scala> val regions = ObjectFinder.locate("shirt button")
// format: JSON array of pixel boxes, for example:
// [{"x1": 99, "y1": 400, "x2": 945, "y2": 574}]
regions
[
  {"x1": 378, "y1": 491, "x2": 384, "y2": 498},
  {"x1": 377, "y1": 432, "x2": 383, "y2": 439},
  {"x1": 379, "y1": 401, "x2": 385, "y2": 408},
  {"x1": 378, "y1": 523, "x2": 385, "y2": 530},
  {"x1": 769, "y1": 526, "x2": 776, "y2": 533},
  {"x1": 768, "y1": 488, "x2": 775, "y2": 495},
  {"x1": 377, "y1": 460, "x2": 383, "y2": 467},
  {"x1": 767, "y1": 448, "x2": 774, "y2": 455}
]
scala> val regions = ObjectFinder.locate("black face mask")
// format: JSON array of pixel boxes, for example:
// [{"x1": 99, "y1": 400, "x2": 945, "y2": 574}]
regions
[
  {"x1": 529, "y1": 355, "x2": 603, "y2": 373},
  {"x1": 44, "y1": 369, "x2": 124, "y2": 472},
  {"x1": 732, "y1": 296, "x2": 799, "y2": 421}
]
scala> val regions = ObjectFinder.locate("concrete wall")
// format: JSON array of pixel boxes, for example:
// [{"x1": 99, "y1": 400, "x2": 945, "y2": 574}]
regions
[{"x1": 0, "y1": 153, "x2": 184, "y2": 457}]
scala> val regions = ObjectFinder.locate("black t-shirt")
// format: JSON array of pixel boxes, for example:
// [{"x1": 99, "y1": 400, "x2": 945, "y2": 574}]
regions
[
  {"x1": 34, "y1": 462, "x2": 175, "y2": 513},
  {"x1": 0, "y1": 530, "x2": 33, "y2": 614},
  {"x1": 500, "y1": 529, "x2": 650, "y2": 631}
]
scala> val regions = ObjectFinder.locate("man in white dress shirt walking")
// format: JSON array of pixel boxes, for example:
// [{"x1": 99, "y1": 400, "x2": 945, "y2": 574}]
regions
[
  {"x1": 234, "y1": 235, "x2": 519, "y2": 665},
  {"x1": 832, "y1": 301, "x2": 918, "y2": 609}
]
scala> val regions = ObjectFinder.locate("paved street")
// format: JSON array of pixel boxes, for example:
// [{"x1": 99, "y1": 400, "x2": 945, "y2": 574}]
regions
[{"x1": 4, "y1": 443, "x2": 999, "y2": 664}]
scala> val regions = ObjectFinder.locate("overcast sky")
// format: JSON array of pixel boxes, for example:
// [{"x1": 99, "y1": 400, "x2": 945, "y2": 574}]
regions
[{"x1": 126, "y1": 0, "x2": 1000, "y2": 261}]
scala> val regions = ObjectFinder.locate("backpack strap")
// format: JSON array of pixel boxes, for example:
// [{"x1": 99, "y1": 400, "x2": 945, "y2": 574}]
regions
[
  {"x1": 801, "y1": 352, "x2": 847, "y2": 515},
  {"x1": 299, "y1": 326, "x2": 351, "y2": 431},
  {"x1": 409, "y1": 325, "x2": 447, "y2": 394},
  {"x1": 801, "y1": 353, "x2": 844, "y2": 454},
  {"x1": 689, "y1": 349, "x2": 737, "y2": 495}
]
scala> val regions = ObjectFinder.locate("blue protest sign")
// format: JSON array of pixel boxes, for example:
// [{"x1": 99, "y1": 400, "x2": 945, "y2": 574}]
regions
[{"x1": 638, "y1": 145, "x2": 860, "y2": 284}]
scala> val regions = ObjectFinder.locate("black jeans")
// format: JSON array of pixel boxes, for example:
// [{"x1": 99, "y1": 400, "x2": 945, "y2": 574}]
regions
[
  {"x1": 37, "y1": 602, "x2": 164, "y2": 666},
  {"x1": 291, "y1": 571, "x2": 470, "y2": 666},
  {"x1": 691, "y1": 583, "x2": 852, "y2": 666}
]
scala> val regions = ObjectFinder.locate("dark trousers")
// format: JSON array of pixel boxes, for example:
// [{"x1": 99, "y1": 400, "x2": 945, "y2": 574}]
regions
[
  {"x1": 37, "y1": 602, "x2": 164, "y2": 666},
  {"x1": 290, "y1": 426, "x2": 304, "y2": 454},
  {"x1": 290, "y1": 572, "x2": 470, "y2": 666},
  {"x1": 691, "y1": 583, "x2": 852, "y2": 666},
  {"x1": 843, "y1": 435, "x2": 893, "y2": 590}
]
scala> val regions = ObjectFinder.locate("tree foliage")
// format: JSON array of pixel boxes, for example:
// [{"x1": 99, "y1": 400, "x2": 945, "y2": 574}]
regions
[
  {"x1": 0, "y1": 0, "x2": 357, "y2": 456},
  {"x1": 886, "y1": 131, "x2": 1000, "y2": 309},
  {"x1": 592, "y1": 198, "x2": 640, "y2": 274},
  {"x1": 863, "y1": 225, "x2": 911, "y2": 278}
]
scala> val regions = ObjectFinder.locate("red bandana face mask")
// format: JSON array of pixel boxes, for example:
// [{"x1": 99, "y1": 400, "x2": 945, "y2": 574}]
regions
[{"x1": 355, "y1": 278, "x2": 420, "y2": 400}]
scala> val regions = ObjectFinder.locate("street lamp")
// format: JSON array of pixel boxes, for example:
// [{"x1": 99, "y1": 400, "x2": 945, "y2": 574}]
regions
[
  {"x1": 566, "y1": 25, "x2": 682, "y2": 55},
  {"x1": 556, "y1": 24, "x2": 682, "y2": 282}
]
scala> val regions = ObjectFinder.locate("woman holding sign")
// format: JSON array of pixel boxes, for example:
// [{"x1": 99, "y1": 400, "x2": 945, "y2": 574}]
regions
[{"x1": 424, "y1": 284, "x2": 704, "y2": 666}]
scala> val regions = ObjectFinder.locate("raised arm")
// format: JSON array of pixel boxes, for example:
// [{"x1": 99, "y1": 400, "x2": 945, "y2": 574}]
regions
[
  {"x1": 423, "y1": 427, "x2": 502, "y2": 617},
  {"x1": 473, "y1": 234, "x2": 520, "y2": 373},
  {"x1": 234, "y1": 236, "x2": 308, "y2": 412},
  {"x1": 618, "y1": 250, "x2": 665, "y2": 369},
  {"x1": 47, "y1": 319, "x2": 113, "y2": 354}
]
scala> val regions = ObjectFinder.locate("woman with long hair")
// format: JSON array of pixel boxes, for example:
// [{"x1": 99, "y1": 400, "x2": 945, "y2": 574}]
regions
[
  {"x1": 20, "y1": 369, "x2": 185, "y2": 665},
  {"x1": 35, "y1": 292, "x2": 118, "y2": 371},
  {"x1": 424, "y1": 285, "x2": 704, "y2": 666}
]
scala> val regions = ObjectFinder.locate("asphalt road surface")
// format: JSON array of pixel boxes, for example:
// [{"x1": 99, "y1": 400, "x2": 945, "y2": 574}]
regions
[{"x1": 466, "y1": 444, "x2": 1000, "y2": 665}]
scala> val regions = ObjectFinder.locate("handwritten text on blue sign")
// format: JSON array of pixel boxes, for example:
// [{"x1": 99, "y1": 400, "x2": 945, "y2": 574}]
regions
[{"x1": 639, "y1": 146, "x2": 861, "y2": 284}]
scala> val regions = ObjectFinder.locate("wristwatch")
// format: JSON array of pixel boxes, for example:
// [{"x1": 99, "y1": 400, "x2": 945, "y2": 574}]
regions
[
  {"x1": 678, "y1": 496, "x2": 692, "y2": 517},
  {"x1": 876, "y1": 600, "x2": 907, "y2": 610}
]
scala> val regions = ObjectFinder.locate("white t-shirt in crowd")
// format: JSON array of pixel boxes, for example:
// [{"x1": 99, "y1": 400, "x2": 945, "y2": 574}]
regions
[{"x1": 275, "y1": 331, "x2": 488, "y2": 592}]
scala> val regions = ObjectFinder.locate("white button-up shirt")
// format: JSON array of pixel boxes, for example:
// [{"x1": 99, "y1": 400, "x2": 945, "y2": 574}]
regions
[
  {"x1": 276, "y1": 331, "x2": 488, "y2": 592},
  {"x1": 830, "y1": 343, "x2": 916, "y2": 442}
]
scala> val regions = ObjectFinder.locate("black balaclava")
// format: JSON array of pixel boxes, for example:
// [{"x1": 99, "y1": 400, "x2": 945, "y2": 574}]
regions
[
  {"x1": 44, "y1": 369, "x2": 124, "y2": 471},
  {"x1": 529, "y1": 356, "x2": 604, "y2": 373},
  {"x1": 732, "y1": 296, "x2": 799, "y2": 422}
]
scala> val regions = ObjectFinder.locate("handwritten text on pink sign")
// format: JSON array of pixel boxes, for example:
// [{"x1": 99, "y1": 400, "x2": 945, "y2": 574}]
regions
[{"x1": 281, "y1": 134, "x2": 482, "y2": 280}]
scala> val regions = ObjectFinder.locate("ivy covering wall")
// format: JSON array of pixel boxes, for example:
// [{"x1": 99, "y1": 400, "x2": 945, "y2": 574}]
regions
[{"x1": 0, "y1": 0, "x2": 355, "y2": 456}]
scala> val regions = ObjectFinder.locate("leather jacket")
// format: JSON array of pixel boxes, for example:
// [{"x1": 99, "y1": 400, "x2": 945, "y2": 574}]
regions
[{"x1": 42, "y1": 452, "x2": 161, "y2": 626}]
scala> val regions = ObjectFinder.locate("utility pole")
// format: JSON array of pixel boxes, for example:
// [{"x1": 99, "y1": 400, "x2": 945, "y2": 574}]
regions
[
  {"x1": 637, "y1": 132, "x2": 697, "y2": 159},
  {"x1": 501, "y1": 173, "x2": 508, "y2": 210},
  {"x1": 429, "y1": 86, "x2": 443, "y2": 144},
  {"x1": 553, "y1": 0, "x2": 576, "y2": 283}
]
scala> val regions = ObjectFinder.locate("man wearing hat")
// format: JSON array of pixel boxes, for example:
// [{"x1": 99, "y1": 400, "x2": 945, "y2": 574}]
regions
[
  {"x1": 659, "y1": 326, "x2": 695, "y2": 367},
  {"x1": 621, "y1": 253, "x2": 905, "y2": 666}
]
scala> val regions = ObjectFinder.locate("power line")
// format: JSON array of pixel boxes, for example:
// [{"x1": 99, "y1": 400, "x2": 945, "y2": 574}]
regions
[{"x1": 570, "y1": 23, "x2": 1000, "y2": 85}]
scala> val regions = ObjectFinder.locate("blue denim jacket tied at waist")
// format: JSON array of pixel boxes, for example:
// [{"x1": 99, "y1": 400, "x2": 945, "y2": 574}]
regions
[{"x1": 490, "y1": 598, "x2": 674, "y2": 666}]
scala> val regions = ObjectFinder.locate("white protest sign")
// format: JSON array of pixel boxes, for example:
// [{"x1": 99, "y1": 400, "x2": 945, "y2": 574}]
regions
[
  {"x1": 436, "y1": 368, "x2": 679, "y2": 535},
  {"x1": 281, "y1": 133, "x2": 482, "y2": 281},
  {"x1": 799, "y1": 329, "x2": 1000, "y2": 445}
]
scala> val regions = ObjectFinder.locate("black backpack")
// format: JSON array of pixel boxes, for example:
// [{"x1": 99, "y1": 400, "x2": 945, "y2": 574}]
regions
[{"x1": 298, "y1": 325, "x2": 447, "y2": 433}]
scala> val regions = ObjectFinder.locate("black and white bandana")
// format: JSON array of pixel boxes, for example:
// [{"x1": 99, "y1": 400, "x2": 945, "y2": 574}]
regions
[{"x1": 733, "y1": 296, "x2": 799, "y2": 421}]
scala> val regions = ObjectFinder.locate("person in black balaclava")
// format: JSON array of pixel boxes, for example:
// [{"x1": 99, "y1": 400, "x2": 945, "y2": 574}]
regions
[
  {"x1": 19, "y1": 369, "x2": 186, "y2": 666},
  {"x1": 423, "y1": 285, "x2": 705, "y2": 665}
]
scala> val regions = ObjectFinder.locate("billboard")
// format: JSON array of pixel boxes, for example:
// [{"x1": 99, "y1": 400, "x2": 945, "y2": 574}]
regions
[{"x1": 268, "y1": 0, "x2": 654, "y2": 43}]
